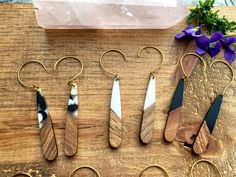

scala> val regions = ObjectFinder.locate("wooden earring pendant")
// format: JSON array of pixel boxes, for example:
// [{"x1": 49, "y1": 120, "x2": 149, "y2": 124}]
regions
[
  {"x1": 137, "y1": 46, "x2": 164, "y2": 144},
  {"x1": 164, "y1": 53, "x2": 206, "y2": 143},
  {"x1": 17, "y1": 61, "x2": 58, "y2": 161},
  {"x1": 193, "y1": 60, "x2": 234, "y2": 155},
  {"x1": 99, "y1": 49, "x2": 127, "y2": 148},
  {"x1": 54, "y1": 56, "x2": 83, "y2": 157}
]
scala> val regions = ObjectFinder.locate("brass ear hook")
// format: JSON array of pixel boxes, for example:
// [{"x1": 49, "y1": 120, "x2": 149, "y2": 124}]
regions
[
  {"x1": 180, "y1": 53, "x2": 207, "y2": 79},
  {"x1": 17, "y1": 60, "x2": 47, "y2": 90},
  {"x1": 69, "y1": 166, "x2": 100, "y2": 177},
  {"x1": 12, "y1": 172, "x2": 32, "y2": 177},
  {"x1": 137, "y1": 46, "x2": 164, "y2": 78},
  {"x1": 99, "y1": 49, "x2": 127, "y2": 80},
  {"x1": 139, "y1": 164, "x2": 169, "y2": 177},
  {"x1": 210, "y1": 60, "x2": 234, "y2": 95},
  {"x1": 190, "y1": 159, "x2": 222, "y2": 177},
  {"x1": 54, "y1": 56, "x2": 84, "y2": 86}
]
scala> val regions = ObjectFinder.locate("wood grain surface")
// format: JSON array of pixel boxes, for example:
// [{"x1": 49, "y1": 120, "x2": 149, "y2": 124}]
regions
[{"x1": 0, "y1": 4, "x2": 236, "y2": 177}]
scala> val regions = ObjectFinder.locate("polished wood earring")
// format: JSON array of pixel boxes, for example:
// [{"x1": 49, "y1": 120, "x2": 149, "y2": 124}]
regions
[
  {"x1": 17, "y1": 61, "x2": 58, "y2": 161},
  {"x1": 164, "y1": 53, "x2": 206, "y2": 143},
  {"x1": 54, "y1": 56, "x2": 84, "y2": 157},
  {"x1": 193, "y1": 60, "x2": 234, "y2": 155},
  {"x1": 99, "y1": 49, "x2": 127, "y2": 148},
  {"x1": 137, "y1": 46, "x2": 164, "y2": 144}
]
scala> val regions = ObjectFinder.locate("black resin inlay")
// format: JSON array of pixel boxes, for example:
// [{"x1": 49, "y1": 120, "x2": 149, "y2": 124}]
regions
[
  {"x1": 204, "y1": 95, "x2": 223, "y2": 133},
  {"x1": 169, "y1": 78, "x2": 184, "y2": 112}
]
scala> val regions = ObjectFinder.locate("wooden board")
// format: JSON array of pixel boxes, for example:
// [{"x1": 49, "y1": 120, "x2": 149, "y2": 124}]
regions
[{"x1": 0, "y1": 4, "x2": 236, "y2": 177}]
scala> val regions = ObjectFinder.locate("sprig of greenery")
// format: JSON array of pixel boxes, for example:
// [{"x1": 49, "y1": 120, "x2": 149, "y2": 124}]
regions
[{"x1": 187, "y1": 0, "x2": 236, "y2": 34}]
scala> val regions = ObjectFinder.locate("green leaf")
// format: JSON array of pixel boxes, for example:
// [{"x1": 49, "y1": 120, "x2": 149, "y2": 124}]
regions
[{"x1": 187, "y1": 0, "x2": 236, "y2": 34}]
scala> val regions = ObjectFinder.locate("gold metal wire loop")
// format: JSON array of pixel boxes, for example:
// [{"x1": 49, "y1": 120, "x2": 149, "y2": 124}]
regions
[
  {"x1": 99, "y1": 49, "x2": 127, "y2": 80},
  {"x1": 54, "y1": 56, "x2": 84, "y2": 86},
  {"x1": 17, "y1": 60, "x2": 47, "y2": 90},
  {"x1": 210, "y1": 60, "x2": 234, "y2": 95},
  {"x1": 12, "y1": 172, "x2": 32, "y2": 177},
  {"x1": 139, "y1": 164, "x2": 169, "y2": 177},
  {"x1": 69, "y1": 166, "x2": 100, "y2": 177},
  {"x1": 137, "y1": 46, "x2": 164, "y2": 78},
  {"x1": 180, "y1": 53, "x2": 207, "y2": 79},
  {"x1": 190, "y1": 159, "x2": 222, "y2": 177}
]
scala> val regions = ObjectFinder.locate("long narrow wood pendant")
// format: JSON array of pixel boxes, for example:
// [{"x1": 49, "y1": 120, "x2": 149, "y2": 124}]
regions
[
  {"x1": 64, "y1": 83, "x2": 78, "y2": 156},
  {"x1": 37, "y1": 88, "x2": 58, "y2": 161},
  {"x1": 193, "y1": 95, "x2": 223, "y2": 155},
  {"x1": 164, "y1": 78, "x2": 184, "y2": 143},
  {"x1": 109, "y1": 79, "x2": 122, "y2": 148},
  {"x1": 140, "y1": 76, "x2": 156, "y2": 144}
]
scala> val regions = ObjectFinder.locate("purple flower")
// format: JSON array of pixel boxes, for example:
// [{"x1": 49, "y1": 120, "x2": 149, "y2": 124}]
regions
[
  {"x1": 176, "y1": 24, "x2": 203, "y2": 39},
  {"x1": 221, "y1": 37, "x2": 236, "y2": 63},
  {"x1": 195, "y1": 31, "x2": 223, "y2": 58}
]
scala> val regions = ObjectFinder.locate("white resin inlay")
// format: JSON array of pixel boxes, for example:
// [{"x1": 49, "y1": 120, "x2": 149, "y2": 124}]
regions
[
  {"x1": 71, "y1": 84, "x2": 78, "y2": 95},
  {"x1": 143, "y1": 77, "x2": 156, "y2": 110},
  {"x1": 110, "y1": 79, "x2": 122, "y2": 119}
]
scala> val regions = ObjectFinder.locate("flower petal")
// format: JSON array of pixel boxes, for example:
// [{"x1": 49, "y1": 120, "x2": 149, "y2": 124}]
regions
[
  {"x1": 195, "y1": 35, "x2": 209, "y2": 49},
  {"x1": 208, "y1": 47, "x2": 221, "y2": 58},
  {"x1": 175, "y1": 32, "x2": 186, "y2": 39},
  {"x1": 185, "y1": 24, "x2": 195, "y2": 30},
  {"x1": 196, "y1": 47, "x2": 207, "y2": 55},
  {"x1": 224, "y1": 48, "x2": 236, "y2": 63},
  {"x1": 210, "y1": 31, "x2": 223, "y2": 42}
]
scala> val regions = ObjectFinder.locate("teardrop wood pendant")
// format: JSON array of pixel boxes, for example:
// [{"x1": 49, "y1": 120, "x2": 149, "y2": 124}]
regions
[
  {"x1": 164, "y1": 78, "x2": 184, "y2": 143},
  {"x1": 37, "y1": 89, "x2": 58, "y2": 161},
  {"x1": 193, "y1": 95, "x2": 223, "y2": 155},
  {"x1": 140, "y1": 76, "x2": 156, "y2": 144},
  {"x1": 64, "y1": 84, "x2": 78, "y2": 156},
  {"x1": 109, "y1": 79, "x2": 122, "y2": 148}
]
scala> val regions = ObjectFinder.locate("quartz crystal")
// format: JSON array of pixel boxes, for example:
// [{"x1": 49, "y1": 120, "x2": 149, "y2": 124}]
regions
[{"x1": 33, "y1": 0, "x2": 189, "y2": 29}]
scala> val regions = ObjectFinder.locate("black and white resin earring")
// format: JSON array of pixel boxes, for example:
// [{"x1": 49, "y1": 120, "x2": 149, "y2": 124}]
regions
[
  {"x1": 99, "y1": 49, "x2": 127, "y2": 148},
  {"x1": 17, "y1": 60, "x2": 58, "y2": 161},
  {"x1": 54, "y1": 56, "x2": 83, "y2": 157},
  {"x1": 137, "y1": 46, "x2": 164, "y2": 144}
]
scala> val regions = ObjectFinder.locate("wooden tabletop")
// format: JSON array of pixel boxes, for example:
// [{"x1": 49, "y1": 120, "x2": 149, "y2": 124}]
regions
[{"x1": 0, "y1": 4, "x2": 236, "y2": 177}]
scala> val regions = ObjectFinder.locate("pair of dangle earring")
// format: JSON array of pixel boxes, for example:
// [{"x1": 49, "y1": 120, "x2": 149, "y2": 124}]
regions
[
  {"x1": 164, "y1": 53, "x2": 234, "y2": 155},
  {"x1": 17, "y1": 57, "x2": 83, "y2": 160},
  {"x1": 99, "y1": 46, "x2": 164, "y2": 148}
]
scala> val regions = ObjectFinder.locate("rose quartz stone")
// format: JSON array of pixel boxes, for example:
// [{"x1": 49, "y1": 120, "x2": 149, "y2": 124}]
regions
[{"x1": 33, "y1": 0, "x2": 189, "y2": 29}]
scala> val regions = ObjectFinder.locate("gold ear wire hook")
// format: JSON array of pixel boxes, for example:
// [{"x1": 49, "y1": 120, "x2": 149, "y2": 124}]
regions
[
  {"x1": 99, "y1": 49, "x2": 127, "y2": 80},
  {"x1": 139, "y1": 164, "x2": 169, "y2": 177},
  {"x1": 54, "y1": 56, "x2": 84, "y2": 86},
  {"x1": 210, "y1": 60, "x2": 234, "y2": 95},
  {"x1": 180, "y1": 53, "x2": 207, "y2": 79},
  {"x1": 190, "y1": 159, "x2": 222, "y2": 177},
  {"x1": 69, "y1": 166, "x2": 100, "y2": 177},
  {"x1": 17, "y1": 60, "x2": 47, "y2": 90},
  {"x1": 12, "y1": 172, "x2": 33, "y2": 177},
  {"x1": 137, "y1": 46, "x2": 164, "y2": 78}
]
